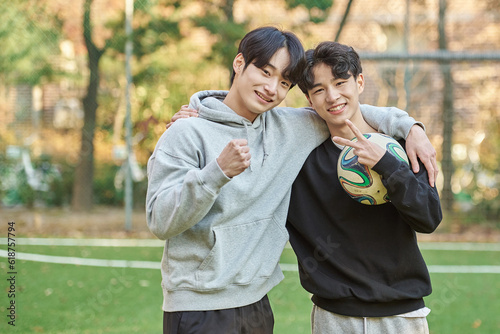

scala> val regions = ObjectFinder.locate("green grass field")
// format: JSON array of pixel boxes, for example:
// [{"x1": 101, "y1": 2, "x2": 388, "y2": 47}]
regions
[{"x1": 1, "y1": 241, "x2": 499, "y2": 333}]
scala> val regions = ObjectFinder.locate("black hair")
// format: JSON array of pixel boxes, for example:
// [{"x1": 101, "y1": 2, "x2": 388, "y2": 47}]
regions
[
  {"x1": 298, "y1": 41, "x2": 362, "y2": 95},
  {"x1": 230, "y1": 26, "x2": 305, "y2": 88}
]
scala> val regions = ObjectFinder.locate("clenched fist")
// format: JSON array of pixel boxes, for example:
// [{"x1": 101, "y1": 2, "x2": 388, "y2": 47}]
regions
[{"x1": 216, "y1": 139, "x2": 251, "y2": 178}]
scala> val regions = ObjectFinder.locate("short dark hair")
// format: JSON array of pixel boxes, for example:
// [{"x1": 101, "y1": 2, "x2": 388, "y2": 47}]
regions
[
  {"x1": 230, "y1": 26, "x2": 305, "y2": 88},
  {"x1": 298, "y1": 41, "x2": 362, "y2": 95}
]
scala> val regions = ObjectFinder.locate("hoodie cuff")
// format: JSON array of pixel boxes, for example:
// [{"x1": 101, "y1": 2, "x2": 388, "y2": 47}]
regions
[
  {"x1": 372, "y1": 151, "x2": 403, "y2": 179},
  {"x1": 404, "y1": 122, "x2": 425, "y2": 140},
  {"x1": 197, "y1": 159, "x2": 231, "y2": 195}
]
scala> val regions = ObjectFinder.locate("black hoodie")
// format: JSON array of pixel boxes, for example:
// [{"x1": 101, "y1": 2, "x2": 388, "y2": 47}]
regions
[{"x1": 286, "y1": 137, "x2": 442, "y2": 317}]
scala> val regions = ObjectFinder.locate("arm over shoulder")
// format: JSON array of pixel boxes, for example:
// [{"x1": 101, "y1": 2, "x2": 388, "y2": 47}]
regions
[{"x1": 360, "y1": 104, "x2": 424, "y2": 139}]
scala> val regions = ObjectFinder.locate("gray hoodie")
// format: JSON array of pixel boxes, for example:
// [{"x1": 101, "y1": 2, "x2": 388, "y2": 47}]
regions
[{"x1": 146, "y1": 90, "x2": 418, "y2": 312}]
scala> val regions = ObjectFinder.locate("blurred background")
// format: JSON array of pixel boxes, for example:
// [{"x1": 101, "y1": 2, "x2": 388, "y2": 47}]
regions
[{"x1": 0, "y1": 0, "x2": 499, "y2": 235}]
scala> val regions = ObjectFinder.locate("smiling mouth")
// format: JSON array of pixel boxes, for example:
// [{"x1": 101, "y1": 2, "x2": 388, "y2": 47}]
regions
[
  {"x1": 256, "y1": 91, "x2": 273, "y2": 103},
  {"x1": 328, "y1": 103, "x2": 346, "y2": 112}
]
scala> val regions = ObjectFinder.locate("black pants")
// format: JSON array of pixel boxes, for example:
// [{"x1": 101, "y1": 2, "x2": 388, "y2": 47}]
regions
[{"x1": 163, "y1": 295, "x2": 274, "y2": 334}]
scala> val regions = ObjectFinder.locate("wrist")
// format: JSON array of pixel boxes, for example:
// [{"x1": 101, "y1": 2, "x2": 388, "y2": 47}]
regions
[{"x1": 407, "y1": 123, "x2": 426, "y2": 139}]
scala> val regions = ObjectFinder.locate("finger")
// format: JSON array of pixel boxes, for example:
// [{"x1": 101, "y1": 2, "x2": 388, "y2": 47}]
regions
[
  {"x1": 233, "y1": 139, "x2": 248, "y2": 147},
  {"x1": 181, "y1": 109, "x2": 199, "y2": 116},
  {"x1": 240, "y1": 146, "x2": 250, "y2": 153},
  {"x1": 428, "y1": 173, "x2": 435, "y2": 188},
  {"x1": 172, "y1": 114, "x2": 191, "y2": 120},
  {"x1": 175, "y1": 111, "x2": 198, "y2": 118},
  {"x1": 433, "y1": 159, "x2": 439, "y2": 185},
  {"x1": 332, "y1": 136, "x2": 351, "y2": 147},
  {"x1": 408, "y1": 150, "x2": 420, "y2": 174},
  {"x1": 181, "y1": 105, "x2": 199, "y2": 113},
  {"x1": 422, "y1": 158, "x2": 436, "y2": 187},
  {"x1": 332, "y1": 136, "x2": 361, "y2": 149},
  {"x1": 169, "y1": 115, "x2": 186, "y2": 124},
  {"x1": 426, "y1": 157, "x2": 438, "y2": 188},
  {"x1": 345, "y1": 120, "x2": 366, "y2": 142}
]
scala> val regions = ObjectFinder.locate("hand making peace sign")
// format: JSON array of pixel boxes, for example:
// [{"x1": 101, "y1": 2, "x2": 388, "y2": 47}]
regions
[{"x1": 332, "y1": 119, "x2": 387, "y2": 169}]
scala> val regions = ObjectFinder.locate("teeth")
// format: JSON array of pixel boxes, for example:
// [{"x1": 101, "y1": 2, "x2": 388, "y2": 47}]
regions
[
  {"x1": 329, "y1": 104, "x2": 345, "y2": 112},
  {"x1": 256, "y1": 92, "x2": 272, "y2": 102}
]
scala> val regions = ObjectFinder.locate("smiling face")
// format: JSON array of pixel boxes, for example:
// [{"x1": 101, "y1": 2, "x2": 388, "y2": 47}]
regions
[
  {"x1": 306, "y1": 63, "x2": 365, "y2": 135},
  {"x1": 224, "y1": 47, "x2": 293, "y2": 122}
]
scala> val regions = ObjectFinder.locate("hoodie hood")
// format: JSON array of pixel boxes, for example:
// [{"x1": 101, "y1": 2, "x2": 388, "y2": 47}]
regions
[
  {"x1": 189, "y1": 90, "x2": 249, "y2": 126},
  {"x1": 188, "y1": 90, "x2": 269, "y2": 167}
]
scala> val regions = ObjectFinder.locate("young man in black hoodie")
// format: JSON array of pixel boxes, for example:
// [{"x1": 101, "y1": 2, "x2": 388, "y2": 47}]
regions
[{"x1": 286, "y1": 41, "x2": 442, "y2": 333}]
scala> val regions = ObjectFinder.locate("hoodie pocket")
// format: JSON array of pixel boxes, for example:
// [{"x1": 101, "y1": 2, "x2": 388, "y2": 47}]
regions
[{"x1": 195, "y1": 217, "x2": 288, "y2": 291}]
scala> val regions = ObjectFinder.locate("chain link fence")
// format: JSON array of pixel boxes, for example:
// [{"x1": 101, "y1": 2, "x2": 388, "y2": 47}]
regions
[{"x1": 1, "y1": 0, "x2": 499, "y2": 222}]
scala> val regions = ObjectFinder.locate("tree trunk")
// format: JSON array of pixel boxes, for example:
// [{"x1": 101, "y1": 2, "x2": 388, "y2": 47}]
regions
[
  {"x1": 71, "y1": 0, "x2": 103, "y2": 211},
  {"x1": 334, "y1": 0, "x2": 354, "y2": 42},
  {"x1": 438, "y1": 0, "x2": 454, "y2": 211}
]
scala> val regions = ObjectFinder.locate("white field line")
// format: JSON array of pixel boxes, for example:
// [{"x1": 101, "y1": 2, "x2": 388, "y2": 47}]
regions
[
  {"x1": 1, "y1": 249, "x2": 500, "y2": 274},
  {"x1": 426, "y1": 265, "x2": 500, "y2": 273},
  {"x1": 1, "y1": 237, "x2": 165, "y2": 247},
  {"x1": 417, "y1": 242, "x2": 500, "y2": 251},
  {"x1": 0, "y1": 249, "x2": 159, "y2": 269},
  {"x1": 1, "y1": 238, "x2": 500, "y2": 251},
  {"x1": 279, "y1": 263, "x2": 500, "y2": 274},
  {"x1": 1, "y1": 238, "x2": 500, "y2": 273}
]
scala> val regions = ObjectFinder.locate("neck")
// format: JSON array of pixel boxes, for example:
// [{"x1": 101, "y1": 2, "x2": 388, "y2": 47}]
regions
[
  {"x1": 330, "y1": 114, "x2": 377, "y2": 140},
  {"x1": 223, "y1": 89, "x2": 258, "y2": 123}
]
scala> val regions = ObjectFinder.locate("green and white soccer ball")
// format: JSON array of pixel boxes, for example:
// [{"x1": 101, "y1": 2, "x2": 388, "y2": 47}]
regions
[{"x1": 337, "y1": 133, "x2": 409, "y2": 205}]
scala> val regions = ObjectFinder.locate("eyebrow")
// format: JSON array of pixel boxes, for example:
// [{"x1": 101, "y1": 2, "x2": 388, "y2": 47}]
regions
[
  {"x1": 310, "y1": 75, "x2": 348, "y2": 89},
  {"x1": 264, "y1": 62, "x2": 277, "y2": 71},
  {"x1": 264, "y1": 62, "x2": 294, "y2": 84}
]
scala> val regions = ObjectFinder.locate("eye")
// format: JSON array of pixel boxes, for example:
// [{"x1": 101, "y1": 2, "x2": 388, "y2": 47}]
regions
[
  {"x1": 336, "y1": 80, "x2": 347, "y2": 87},
  {"x1": 313, "y1": 88, "x2": 324, "y2": 94},
  {"x1": 262, "y1": 69, "x2": 271, "y2": 76},
  {"x1": 281, "y1": 81, "x2": 291, "y2": 88}
]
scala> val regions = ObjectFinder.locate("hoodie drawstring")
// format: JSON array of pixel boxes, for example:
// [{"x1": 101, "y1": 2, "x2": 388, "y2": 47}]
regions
[
  {"x1": 261, "y1": 116, "x2": 269, "y2": 166},
  {"x1": 243, "y1": 116, "x2": 269, "y2": 171}
]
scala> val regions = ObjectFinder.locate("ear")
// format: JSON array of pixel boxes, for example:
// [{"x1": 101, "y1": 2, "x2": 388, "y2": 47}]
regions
[
  {"x1": 233, "y1": 53, "x2": 245, "y2": 75},
  {"x1": 357, "y1": 73, "x2": 365, "y2": 94},
  {"x1": 306, "y1": 95, "x2": 313, "y2": 107}
]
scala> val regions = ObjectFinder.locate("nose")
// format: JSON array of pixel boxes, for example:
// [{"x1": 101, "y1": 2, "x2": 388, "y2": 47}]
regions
[
  {"x1": 325, "y1": 88, "x2": 340, "y2": 103},
  {"x1": 264, "y1": 78, "x2": 278, "y2": 96}
]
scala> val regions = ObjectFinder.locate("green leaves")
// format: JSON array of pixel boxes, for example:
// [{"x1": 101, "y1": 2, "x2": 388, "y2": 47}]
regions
[
  {"x1": 284, "y1": 0, "x2": 334, "y2": 23},
  {"x1": 0, "y1": 1, "x2": 61, "y2": 84},
  {"x1": 193, "y1": 15, "x2": 247, "y2": 73}
]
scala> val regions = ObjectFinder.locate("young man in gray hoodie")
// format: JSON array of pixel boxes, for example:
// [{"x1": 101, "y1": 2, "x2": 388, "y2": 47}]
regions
[{"x1": 147, "y1": 26, "x2": 436, "y2": 334}]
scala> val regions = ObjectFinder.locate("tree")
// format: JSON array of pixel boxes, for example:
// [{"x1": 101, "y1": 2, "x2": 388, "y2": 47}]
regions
[
  {"x1": 283, "y1": 0, "x2": 353, "y2": 42},
  {"x1": 284, "y1": 0, "x2": 333, "y2": 24},
  {"x1": 71, "y1": 0, "x2": 181, "y2": 210},
  {"x1": 333, "y1": 0, "x2": 354, "y2": 41},
  {"x1": 0, "y1": 0, "x2": 61, "y2": 85},
  {"x1": 71, "y1": 0, "x2": 107, "y2": 211},
  {"x1": 438, "y1": 0, "x2": 454, "y2": 211},
  {"x1": 191, "y1": 0, "x2": 248, "y2": 81}
]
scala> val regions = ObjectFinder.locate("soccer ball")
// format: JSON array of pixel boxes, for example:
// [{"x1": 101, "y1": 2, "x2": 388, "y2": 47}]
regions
[{"x1": 337, "y1": 133, "x2": 409, "y2": 205}]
